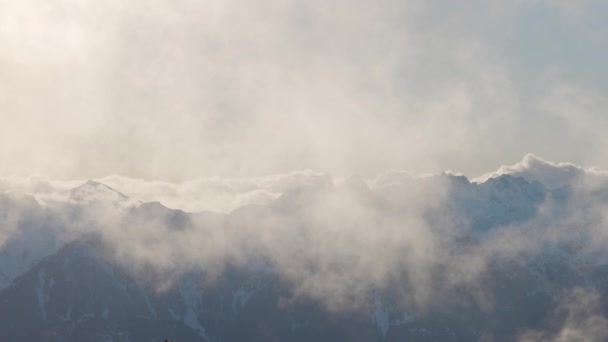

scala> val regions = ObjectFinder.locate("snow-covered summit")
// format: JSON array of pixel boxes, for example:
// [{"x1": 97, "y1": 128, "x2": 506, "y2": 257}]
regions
[
  {"x1": 474, "y1": 154, "x2": 608, "y2": 190},
  {"x1": 67, "y1": 180, "x2": 140, "y2": 207}
]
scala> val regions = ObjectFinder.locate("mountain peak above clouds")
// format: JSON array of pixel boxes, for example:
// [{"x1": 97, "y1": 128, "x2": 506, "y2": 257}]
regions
[
  {"x1": 474, "y1": 154, "x2": 608, "y2": 190},
  {"x1": 67, "y1": 180, "x2": 140, "y2": 207}
]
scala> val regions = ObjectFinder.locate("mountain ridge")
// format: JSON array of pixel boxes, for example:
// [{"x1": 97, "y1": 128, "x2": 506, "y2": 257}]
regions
[{"x1": 2, "y1": 156, "x2": 608, "y2": 341}]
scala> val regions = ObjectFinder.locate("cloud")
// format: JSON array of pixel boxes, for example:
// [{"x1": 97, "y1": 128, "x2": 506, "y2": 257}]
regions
[{"x1": 1, "y1": 0, "x2": 606, "y2": 179}]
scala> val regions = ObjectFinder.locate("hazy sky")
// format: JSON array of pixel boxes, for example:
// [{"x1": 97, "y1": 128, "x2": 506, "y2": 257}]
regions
[{"x1": 1, "y1": 0, "x2": 607, "y2": 180}]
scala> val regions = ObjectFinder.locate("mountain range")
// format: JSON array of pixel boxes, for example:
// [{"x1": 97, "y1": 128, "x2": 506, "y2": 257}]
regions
[{"x1": 2, "y1": 155, "x2": 608, "y2": 341}]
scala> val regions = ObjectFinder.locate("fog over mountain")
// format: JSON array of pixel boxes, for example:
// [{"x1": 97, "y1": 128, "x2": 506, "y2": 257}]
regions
[
  {"x1": 2, "y1": 0, "x2": 607, "y2": 340},
  {"x1": 2, "y1": 155, "x2": 608, "y2": 341}
]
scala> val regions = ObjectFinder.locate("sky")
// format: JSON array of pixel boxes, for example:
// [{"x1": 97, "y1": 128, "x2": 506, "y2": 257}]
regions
[{"x1": 1, "y1": 0, "x2": 607, "y2": 181}]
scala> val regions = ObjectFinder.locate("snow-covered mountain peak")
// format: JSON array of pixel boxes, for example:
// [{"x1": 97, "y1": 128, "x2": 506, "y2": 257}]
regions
[
  {"x1": 474, "y1": 154, "x2": 608, "y2": 190},
  {"x1": 67, "y1": 180, "x2": 139, "y2": 207}
]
